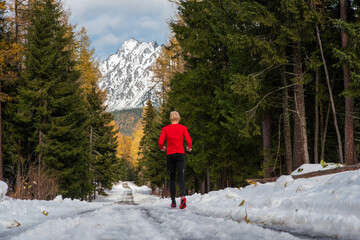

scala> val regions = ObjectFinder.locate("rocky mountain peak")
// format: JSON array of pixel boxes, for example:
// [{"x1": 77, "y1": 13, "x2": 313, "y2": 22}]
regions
[{"x1": 98, "y1": 38, "x2": 162, "y2": 112}]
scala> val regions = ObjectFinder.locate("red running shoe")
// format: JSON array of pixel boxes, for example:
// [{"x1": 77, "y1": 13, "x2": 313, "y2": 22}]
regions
[
  {"x1": 180, "y1": 196, "x2": 186, "y2": 209},
  {"x1": 171, "y1": 203, "x2": 176, "y2": 208}
]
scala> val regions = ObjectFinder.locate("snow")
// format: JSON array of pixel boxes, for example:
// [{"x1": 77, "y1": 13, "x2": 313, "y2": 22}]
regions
[
  {"x1": 0, "y1": 181, "x2": 8, "y2": 200},
  {"x1": 98, "y1": 38, "x2": 162, "y2": 112},
  {"x1": 1, "y1": 165, "x2": 360, "y2": 239},
  {"x1": 122, "y1": 38, "x2": 140, "y2": 53},
  {"x1": 181, "y1": 166, "x2": 360, "y2": 239},
  {"x1": 291, "y1": 163, "x2": 342, "y2": 175}
]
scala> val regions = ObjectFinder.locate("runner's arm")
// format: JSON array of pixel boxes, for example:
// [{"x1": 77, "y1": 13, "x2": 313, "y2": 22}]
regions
[
  {"x1": 184, "y1": 127, "x2": 192, "y2": 151},
  {"x1": 158, "y1": 128, "x2": 166, "y2": 151}
]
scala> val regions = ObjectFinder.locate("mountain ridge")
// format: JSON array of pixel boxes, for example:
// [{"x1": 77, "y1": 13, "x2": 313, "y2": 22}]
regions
[{"x1": 98, "y1": 38, "x2": 162, "y2": 112}]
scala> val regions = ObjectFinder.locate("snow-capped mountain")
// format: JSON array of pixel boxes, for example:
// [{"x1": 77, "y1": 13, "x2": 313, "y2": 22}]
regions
[{"x1": 98, "y1": 38, "x2": 162, "y2": 112}]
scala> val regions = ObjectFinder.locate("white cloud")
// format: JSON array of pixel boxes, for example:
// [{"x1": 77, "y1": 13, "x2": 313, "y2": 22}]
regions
[
  {"x1": 63, "y1": 0, "x2": 173, "y2": 18},
  {"x1": 139, "y1": 18, "x2": 159, "y2": 30},
  {"x1": 62, "y1": 0, "x2": 176, "y2": 60},
  {"x1": 84, "y1": 15, "x2": 125, "y2": 36},
  {"x1": 95, "y1": 33, "x2": 123, "y2": 47}
]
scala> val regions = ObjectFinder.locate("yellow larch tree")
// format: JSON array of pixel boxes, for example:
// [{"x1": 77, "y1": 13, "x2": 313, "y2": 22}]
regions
[
  {"x1": 116, "y1": 132, "x2": 132, "y2": 162},
  {"x1": 75, "y1": 26, "x2": 102, "y2": 97},
  {"x1": 129, "y1": 121, "x2": 143, "y2": 168},
  {"x1": 113, "y1": 119, "x2": 132, "y2": 163},
  {"x1": 150, "y1": 36, "x2": 185, "y2": 104}
]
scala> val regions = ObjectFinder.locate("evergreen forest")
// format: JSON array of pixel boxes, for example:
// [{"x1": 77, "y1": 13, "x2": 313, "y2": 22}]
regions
[
  {"x1": 138, "y1": 0, "x2": 360, "y2": 195},
  {"x1": 0, "y1": 0, "x2": 130, "y2": 200},
  {"x1": 1, "y1": 0, "x2": 360, "y2": 200}
]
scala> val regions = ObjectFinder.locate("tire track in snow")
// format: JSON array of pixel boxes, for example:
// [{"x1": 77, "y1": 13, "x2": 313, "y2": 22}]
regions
[
  {"x1": 188, "y1": 208, "x2": 334, "y2": 240},
  {"x1": 117, "y1": 182, "x2": 136, "y2": 205}
]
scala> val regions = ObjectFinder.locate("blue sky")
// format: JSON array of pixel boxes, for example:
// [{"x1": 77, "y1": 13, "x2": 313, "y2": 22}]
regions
[{"x1": 62, "y1": 0, "x2": 176, "y2": 61}]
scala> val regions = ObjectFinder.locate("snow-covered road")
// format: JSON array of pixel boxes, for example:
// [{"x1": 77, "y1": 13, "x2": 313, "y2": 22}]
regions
[
  {"x1": 2, "y1": 164, "x2": 360, "y2": 240},
  {"x1": 3, "y1": 202, "x2": 299, "y2": 240},
  {"x1": 0, "y1": 182, "x2": 299, "y2": 240},
  {"x1": 15, "y1": 204, "x2": 299, "y2": 240}
]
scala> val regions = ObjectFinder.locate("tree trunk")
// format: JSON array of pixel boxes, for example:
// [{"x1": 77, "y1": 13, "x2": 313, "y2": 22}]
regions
[
  {"x1": 314, "y1": 67, "x2": 320, "y2": 164},
  {"x1": 315, "y1": 25, "x2": 344, "y2": 163},
  {"x1": 194, "y1": 177, "x2": 199, "y2": 193},
  {"x1": 341, "y1": 0, "x2": 355, "y2": 165},
  {"x1": 38, "y1": 129, "x2": 43, "y2": 199},
  {"x1": 226, "y1": 159, "x2": 230, "y2": 187},
  {"x1": 206, "y1": 170, "x2": 210, "y2": 193},
  {"x1": 321, "y1": 102, "x2": 331, "y2": 162},
  {"x1": 293, "y1": 109, "x2": 302, "y2": 169},
  {"x1": 344, "y1": 72, "x2": 355, "y2": 164},
  {"x1": 310, "y1": 0, "x2": 319, "y2": 165},
  {"x1": 93, "y1": 184, "x2": 96, "y2": 200},
  {"x1": 293, "y1": 41, "x2": 310, "y2": 167},
  {"x1": 281, "y1": 71, "x2": 292, "y2": 173},
  {"x1": 201, "y1": 180, "x2": 205, "y2": 194},
  {"x1": 16, "y1": 140, "x2": 22, "y2": 195},
  {"x1": 262, "y1": 111, "x2": 273, "y2": 177},
  {"x1": 221, "y1": 166, "x2": 225, "y2": 188},
  {"x1": 221, "y1": 164, "x2": 230, "y2": 188},
  {"x1": 320, "y1": 99, "x2": 324, "y2": 160}
]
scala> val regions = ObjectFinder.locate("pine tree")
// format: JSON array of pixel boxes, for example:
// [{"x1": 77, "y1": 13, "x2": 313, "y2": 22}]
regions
[
  {"x1": 86, "y1": 82, "x2": 118, "y2": 197},
  {"x1": 169, "y1": 0, "x2": 224, "y2": 189},
  {"x1": 17, "y1": 0, "x2": 91, "y2": 199},
  {"x1": 76, "y1": 26, "x2": 119, "y2": 197},
  {"x1": 138, "y1": 100, "x2": 166, "y2": 188},
  {"x1": 0, "y1": 0, "x2": 23, "y2": 181},
  {"x1": 165, "y1": 0, "x2": 360, "y2": 191},
  {"x1": 169, "y1": 0, "x2": 270, "y2": 189},
  {"x1": 341, "y1": 0, "x2": 353, "y2": 165},
  {"x1": 333, "y1": 0, "x2": 360, "y2": 165}
]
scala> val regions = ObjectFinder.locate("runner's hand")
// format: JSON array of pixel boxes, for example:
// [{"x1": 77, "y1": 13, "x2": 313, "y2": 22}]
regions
[
  {"x1": 186, "y1": 146, "x2": 192, "y2": 152},
  {"x1": 161, "y1": 146, "x2": 166, "y2": 152}
]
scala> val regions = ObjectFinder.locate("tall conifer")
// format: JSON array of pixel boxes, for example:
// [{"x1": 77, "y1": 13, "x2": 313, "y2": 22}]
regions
[
  {"x1": 75, "y1": 26, "x2": 119, "y2": 197},
  {"x1": 86, "y1": 82, "x2": 118, "y2": 197},
  {"x1": 138, "y1": 100, "x2": 166, "y2": 188},
  {"x1": 18, "y1": 0, "x2": 91, "y2": 199},
  {"x1": 0, "y1": 0, "x2": 23, "y2": 182}
]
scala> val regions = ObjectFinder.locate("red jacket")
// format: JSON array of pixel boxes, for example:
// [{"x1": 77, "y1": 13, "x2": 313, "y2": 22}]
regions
[{"x1": 158, "y1": 124, "x2": 192, "y2": 155}]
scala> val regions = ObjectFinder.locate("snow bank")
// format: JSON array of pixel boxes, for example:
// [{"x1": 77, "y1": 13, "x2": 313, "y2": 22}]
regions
[
  {"x1": 291, "y1": 163, "x2": 342, "y2": 175},
  {"x1": 94, "y1": 182, "x2": 128, "y2": 203},
  {"x1": 0, "y1": 181, "x2": 8, "y2": 200},
  {"x1": 185, "y1": 169, "x2": 360, "y2": 239},
  {"x1": 0, "y1": 196, "x2": 99, "y2": 232},
  {"x1": 128, "y1": 181, "x2": 151, "y2": 195},
  {"x1": 53, "y1": 195, "x2": 63, "y2": 202}
]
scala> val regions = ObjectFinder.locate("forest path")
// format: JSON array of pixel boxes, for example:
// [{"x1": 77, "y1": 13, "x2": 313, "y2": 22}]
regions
[{"x1": 0, "y1": 182, "x2": 324, "y2": 240}]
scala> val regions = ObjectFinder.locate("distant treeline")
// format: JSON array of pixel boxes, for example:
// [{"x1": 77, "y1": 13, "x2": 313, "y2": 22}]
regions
[{"x1": 112, "y1": 108, "x2": 143, "y2": 136}]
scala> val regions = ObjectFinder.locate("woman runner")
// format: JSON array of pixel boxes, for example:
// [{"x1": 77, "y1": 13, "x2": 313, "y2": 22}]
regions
[{"x1": 158, "y1": 111, "x2": 192, "y2": 209}]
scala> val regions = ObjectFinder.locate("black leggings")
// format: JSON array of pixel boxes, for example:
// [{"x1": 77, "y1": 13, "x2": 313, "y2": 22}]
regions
[{"x1": 167, "y1": 153, "x2": 185, "y2": 202}]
